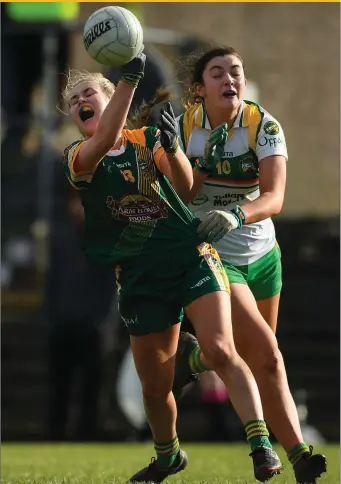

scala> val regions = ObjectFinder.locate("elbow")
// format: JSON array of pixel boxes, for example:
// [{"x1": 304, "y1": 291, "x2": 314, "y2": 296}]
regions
[
  {"x1": 179, "y1": 171, "x2": 193, "y2": 194},
  {"x1": 179, "y1": 193, "x2": 192, "y2": 206},
  {"x1": 271, "y1": 196, "x2": 284, "y2": 216},
  {"x1": 187, "y1": 176, "x2": 194, "y2": 192},
  {"x1": 184, "y1": 177, "x2": 194, "y2": 202},
  {"x1": 175, "y1": 179, "x2": 193, "y2": 205},
  {"x1": 179, "y1": 183, "x2": 193, "y2": 204},
  {"x1": 260, "y1": 191, "x2": 284, "y2": 217}
]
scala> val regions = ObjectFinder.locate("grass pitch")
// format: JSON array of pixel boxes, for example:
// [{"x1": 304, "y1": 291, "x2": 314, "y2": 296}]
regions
[{"x1": 1, "y1": 443, "x2": 339, "y2": 484}]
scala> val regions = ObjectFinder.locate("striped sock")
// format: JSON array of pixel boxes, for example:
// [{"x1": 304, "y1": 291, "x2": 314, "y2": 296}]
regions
[
  {"x1": 154, "y1": 435, "x2": 180, "y2": 468},
  {"x1": 287, "y1": 443, "x2": 310, "y2": 466},
  {"x1": 189, "y1": 346, "x2": 210, "y2": 373},
  {"x1": 245, "y1": 420, "x2": 272, "y2": 451}
]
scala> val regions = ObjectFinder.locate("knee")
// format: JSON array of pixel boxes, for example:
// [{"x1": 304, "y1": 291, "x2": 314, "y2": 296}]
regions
[
  {"x1": 252, "y1": 346, "x2": 284, "y2": 376},
  {"x1": 201, "y1": 340, "x2": 238, "y2": 371}
]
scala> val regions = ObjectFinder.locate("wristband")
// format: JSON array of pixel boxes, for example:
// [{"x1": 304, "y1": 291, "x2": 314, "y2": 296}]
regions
[
  {"x1": 230, "y1": 205, "x2": 247, "y2": 228},
  {"x1": 165, "y1": 137, "x2": 179, "y2": 155},
  {"x1": 121, "y1": 71, "x2": 144, "y2": 88},
  {"x1": 195, "y1": 158, "x2": 213, "y2": 175}
]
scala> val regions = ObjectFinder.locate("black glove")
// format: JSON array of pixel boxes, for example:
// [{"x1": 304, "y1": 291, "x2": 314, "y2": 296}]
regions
[
  {"x1": 158, "y1": 102, "x2": 179, "y2": 155},
  {"x1": 121, "y1": 47, "x2": 146, "y2": 87}
]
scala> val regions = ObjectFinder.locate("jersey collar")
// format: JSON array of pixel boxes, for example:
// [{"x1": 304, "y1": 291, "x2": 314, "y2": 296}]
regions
[{"x1": 201, "y1": 101, "x2": 249, "y2": 130}]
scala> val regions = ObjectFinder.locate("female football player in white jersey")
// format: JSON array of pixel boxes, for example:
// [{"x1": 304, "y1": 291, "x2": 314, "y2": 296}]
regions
[{"x1": 171, "y1": 47, "x2": 326, "y2": 483}]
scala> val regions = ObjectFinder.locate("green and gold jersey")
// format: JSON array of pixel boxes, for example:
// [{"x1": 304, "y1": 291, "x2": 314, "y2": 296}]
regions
[{"x1": 63, "y1": 126, "x2": 201, "y2": 266}]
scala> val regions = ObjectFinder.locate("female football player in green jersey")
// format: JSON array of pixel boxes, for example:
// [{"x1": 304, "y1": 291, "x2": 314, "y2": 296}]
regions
[
  {"x1": 61, "y1": 51, "x2": 282, "y2": 483},
  {"x1": 171, "y1": 46, "x2": 326, "y2": 483}
]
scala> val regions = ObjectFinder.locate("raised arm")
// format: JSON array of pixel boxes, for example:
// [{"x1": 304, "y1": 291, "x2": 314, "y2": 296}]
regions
[{"x1": 75, "y1": 52, "x2": 146, "y2": 173}]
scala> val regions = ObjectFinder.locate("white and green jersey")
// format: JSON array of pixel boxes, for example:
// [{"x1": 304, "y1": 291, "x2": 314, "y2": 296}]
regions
[{"x1": 176, "y1": 101, "x2": 288, "y2": 266}]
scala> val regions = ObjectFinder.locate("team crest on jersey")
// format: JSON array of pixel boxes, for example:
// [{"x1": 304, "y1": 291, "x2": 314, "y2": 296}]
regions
[
  {"x1": 263, "y1": 121, "x2": 280, "y2": 136},
  {"x1": 106, "y1": 194, "x2": 168, "y2": 222},
  {"x1": 238, "y1": 152, "x2": 257, "y2": 173},
  {"x1": 240, "y1": 159, "x2": 257, "y2": 173}
]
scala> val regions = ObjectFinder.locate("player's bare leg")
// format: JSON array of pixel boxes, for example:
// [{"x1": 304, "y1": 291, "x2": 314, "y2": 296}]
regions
[
  {"x1": 127, "y1": 324, "x2": 188, "y2": 483},
  {"x1": 256, "y1": 293, "x2": 280, "y2": 334},
  {"x1": 255, "y1": 291, "x2": 327, "y2": 483},
  {"x1": 230, "y1": 284, "x2": 326, "y2": 482},
  {"x1": 186, "y1": 291, "x2": 282, "y2": 482}
]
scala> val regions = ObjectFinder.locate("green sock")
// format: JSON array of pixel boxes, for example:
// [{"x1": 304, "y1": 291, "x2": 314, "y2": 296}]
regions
[
  {"x1": 245, "y1": 420, "x2": 272, "y2": 451},
  {"x1": 154, "y1": 435, "x2": 180, "y2": 468},
  {"x1": 287, "y1": 443, "x2": 310, "y2": 466},
  {"x1": 189, "y1": 346, "x2": 210, "y2": 373}
]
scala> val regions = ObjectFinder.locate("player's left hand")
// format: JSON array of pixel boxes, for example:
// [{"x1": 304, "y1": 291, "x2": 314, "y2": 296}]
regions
[
  {"x1": 195, "y1": 123, "x2": 227, "y2": 174},
  {"x1": 158, "y1": 102, "x2": 179, "y2": 155},
  {"x1": 121, "y1": 47, "x2": 146, "y2": 87},
  {"x1": 197, "y1": 209, "x2": 243, "y2": 242}
]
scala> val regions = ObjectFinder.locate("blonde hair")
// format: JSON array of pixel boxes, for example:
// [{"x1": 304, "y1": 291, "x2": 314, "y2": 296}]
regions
[{"x1": 59, "y1": 69, "x2": 115, "y2": 114}]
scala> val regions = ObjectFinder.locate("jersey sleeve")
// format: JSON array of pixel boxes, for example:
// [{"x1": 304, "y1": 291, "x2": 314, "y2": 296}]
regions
[
  {"x1": 256, "y1": 114, "x2": 288, "y2": 162},
  {"x1": 63, "y1": 140, "x2": 97, "y2": 190}
]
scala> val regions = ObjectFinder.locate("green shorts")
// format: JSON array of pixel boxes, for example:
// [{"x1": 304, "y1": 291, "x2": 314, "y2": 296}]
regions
[
  {"x1": 118, "y1": 243, "x2": 230, "y2": 336},
  {"x1": 223, "y1": 243, "x2": 282, "y2": 300}
]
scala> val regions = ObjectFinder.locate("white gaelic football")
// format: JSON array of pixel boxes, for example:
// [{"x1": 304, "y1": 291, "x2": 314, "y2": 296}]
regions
[{"x1": 83, "y1": 6, "x2": 143, "y2": 67}]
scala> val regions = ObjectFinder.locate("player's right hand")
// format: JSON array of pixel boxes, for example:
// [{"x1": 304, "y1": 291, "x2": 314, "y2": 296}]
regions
[
  {"x1": 195, "y1": 123, "x2": 228, "y2": 175},
  {"x1": 121, "y1": 47, "x2": 146, "y2": 87}
]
